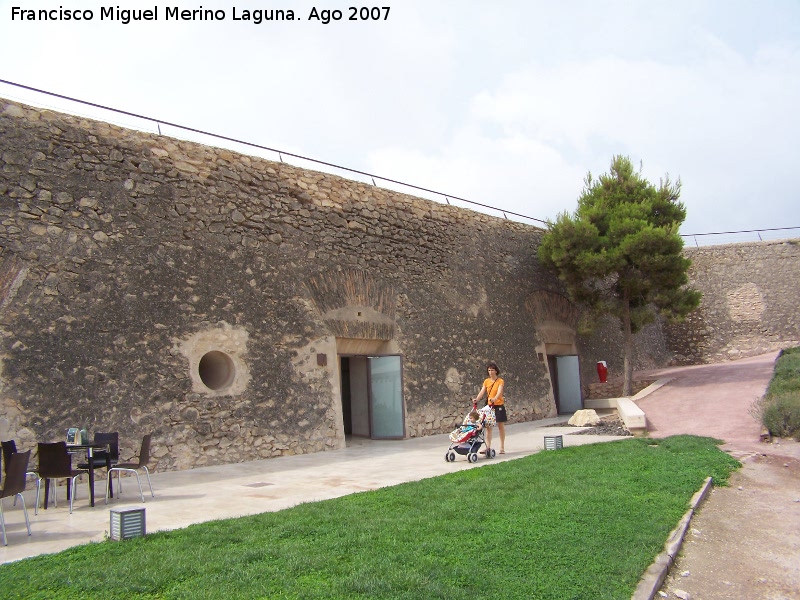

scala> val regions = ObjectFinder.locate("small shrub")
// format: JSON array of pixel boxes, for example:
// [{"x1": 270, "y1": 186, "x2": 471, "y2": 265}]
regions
[
  {"x1": 749, "y1": 395, "x2": 767, "y2": 424},
  {"x1": 753, "y1": 347, "x2": 800, "y2": 440},
  {"x1": 769, "y1": 348, "x2": 800, "y2": 393},
  {"x1": 760, "y1": 392, "x2": 800, "y2": 440}
]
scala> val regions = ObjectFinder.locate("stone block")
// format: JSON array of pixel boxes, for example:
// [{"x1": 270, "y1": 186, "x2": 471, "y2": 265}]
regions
[
  {"x1": 617, "y1": 398, "x2": 646, "y2": 431},
  {"x1": 568, "y1": 409, "x2": 601, "y2": 427}
]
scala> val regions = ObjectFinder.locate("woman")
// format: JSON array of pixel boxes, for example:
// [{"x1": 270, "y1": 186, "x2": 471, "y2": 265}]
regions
[{"x1": 472, "y1": 361, "x2": 506, "y2": 454}]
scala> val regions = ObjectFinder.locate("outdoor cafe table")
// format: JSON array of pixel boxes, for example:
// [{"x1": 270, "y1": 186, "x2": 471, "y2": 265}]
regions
[{"x1": 41, "y1": 442, "x2": 111, "y2": 509}]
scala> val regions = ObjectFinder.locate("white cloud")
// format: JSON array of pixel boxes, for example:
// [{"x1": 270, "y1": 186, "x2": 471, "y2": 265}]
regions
[
  {"x1": 367, "y1": 18, "x2": 800, "y2": 233},
  {"x1": 367, "y1": 126, "x2": 585, "y2": 225}
]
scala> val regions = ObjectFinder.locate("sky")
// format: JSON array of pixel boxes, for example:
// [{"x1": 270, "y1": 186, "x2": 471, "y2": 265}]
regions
[{"x1": 1, "y1": 1, "x2": 799, "y2": 244}]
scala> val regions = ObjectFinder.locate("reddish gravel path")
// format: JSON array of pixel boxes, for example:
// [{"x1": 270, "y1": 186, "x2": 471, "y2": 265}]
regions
[{"x1": 635, "y1": 352, "x2": 780, "y2": 455}]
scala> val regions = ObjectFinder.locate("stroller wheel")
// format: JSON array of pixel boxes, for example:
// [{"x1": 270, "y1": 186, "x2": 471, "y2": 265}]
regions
[
  {"x1": 446, "y1": 451, "x2": 456, "y2": 462},
  {"x1": 468, "y1": 453, "x2": 479, "y2": 463},
  {"x1": 489, "y1": 448, "x2": 497, "y2": 459}
]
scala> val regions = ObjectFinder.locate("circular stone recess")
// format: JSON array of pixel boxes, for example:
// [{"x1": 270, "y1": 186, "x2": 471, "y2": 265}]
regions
[{"x1": 198, "y1": 350, "x2": 236, "y2": 391}]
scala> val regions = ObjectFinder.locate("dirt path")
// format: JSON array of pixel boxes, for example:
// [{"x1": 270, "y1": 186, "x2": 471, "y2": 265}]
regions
[
  {"x1": 631, "y1": 353, "x2": 800, "y2": 599},
  {"x1": 660, "y1": 447, "x2": 800, "y2": 600}
]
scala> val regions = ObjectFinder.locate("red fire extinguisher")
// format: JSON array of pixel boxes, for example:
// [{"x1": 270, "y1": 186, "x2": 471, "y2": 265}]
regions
[{"x1": 597, "y1": 361, "x2": 608, "y2": 383}]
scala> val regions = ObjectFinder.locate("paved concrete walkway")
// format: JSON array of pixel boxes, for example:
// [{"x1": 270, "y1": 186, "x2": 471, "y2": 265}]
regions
[{"x1": 0, "y1": 417, "x2": 626, "y2": 564}]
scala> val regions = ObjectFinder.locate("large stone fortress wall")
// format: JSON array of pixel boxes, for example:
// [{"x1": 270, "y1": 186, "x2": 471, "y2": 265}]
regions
[
  {"x1": 666, "y1": 240, "x2": 800, "y2": 364},
  {"x1": 1, "y1": 97, "x2": 797, "y2": 472},
  {"x1": 0, "y1": 98, "x2": 563, "y2": 471}
]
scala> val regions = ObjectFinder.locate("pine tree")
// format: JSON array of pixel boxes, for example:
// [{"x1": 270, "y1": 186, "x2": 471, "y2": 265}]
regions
[{"x1": 538, "y1": 155, "x2": 701, "y2": 395}]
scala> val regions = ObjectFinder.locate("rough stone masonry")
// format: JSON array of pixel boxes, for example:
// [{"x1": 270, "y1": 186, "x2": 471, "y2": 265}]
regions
[
  {"x1": 1, "y1": 97, "x2": 797, "y2": 472},
  {"x1": 0, "y1": 98, "x2": 565, "y2": 471}
]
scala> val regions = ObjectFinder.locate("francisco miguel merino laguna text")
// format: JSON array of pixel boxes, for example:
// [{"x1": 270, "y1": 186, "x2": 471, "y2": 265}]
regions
[
  {"x1": 13, "y1": 6, "x2": 294, "y2": 24},
  {"x1": 10, "y1": 6, "x2": 391, "y2": 24}
]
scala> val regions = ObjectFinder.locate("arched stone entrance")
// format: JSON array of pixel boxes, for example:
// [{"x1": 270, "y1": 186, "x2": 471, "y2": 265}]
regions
[
  {"x1": 305, "y1": 270, "x2": 404, "y2": 440},
  {"x1": 526, "y1": 291, "x2": 583, "y2": 414}
]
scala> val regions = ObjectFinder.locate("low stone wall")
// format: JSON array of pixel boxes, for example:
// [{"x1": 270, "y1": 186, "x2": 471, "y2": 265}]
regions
[{"x1": 585, "y1": 379, "x2": 658, "y2": 400}]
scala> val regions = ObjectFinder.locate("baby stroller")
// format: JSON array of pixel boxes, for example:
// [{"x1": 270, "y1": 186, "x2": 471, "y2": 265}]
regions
[{"x1": 445, "y1": 404, "x2": 497, "y2": 463}]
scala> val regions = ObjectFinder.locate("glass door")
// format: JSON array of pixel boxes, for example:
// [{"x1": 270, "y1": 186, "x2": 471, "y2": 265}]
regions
[
  {"x1": 368, "y1": 355, "x2": 405, "y2": 439},
  {"x1": 555, "y1": 355, "x2": 583, "y2": 413}
]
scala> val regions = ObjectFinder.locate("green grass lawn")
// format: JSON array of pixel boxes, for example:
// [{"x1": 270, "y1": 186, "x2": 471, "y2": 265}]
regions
[{"x1": 0, "y1": 435, "x2": 739, "y2": 600}]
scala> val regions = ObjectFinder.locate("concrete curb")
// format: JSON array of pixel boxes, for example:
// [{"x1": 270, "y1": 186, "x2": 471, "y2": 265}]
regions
[
  {"x1": 632, "y1": 377, "x2": 675, "y2": 402},
  {"x1": 631, "y1": 476, "x2": 714, "y2": 600}
]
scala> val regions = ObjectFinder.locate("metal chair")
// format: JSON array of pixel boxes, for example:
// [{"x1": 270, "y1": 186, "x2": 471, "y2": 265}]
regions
[
  {"x1": 1, "y1": 440, "x2": 38, "y2": 507},
  {"x1": 0, "y1": 450, "x2": 33, "y2": 545},
  {"x1": 106, "y1": 434, "x2": 154, "y2": 504},
  {"x1": 77, "y1": 432, "x2": 119, "y2": 497},
  {"x1": 77, "y1": 432, "x2": 119, "y2": 470},
  {"x1": 36, "y1": 442, "x2": 88, "y2": 514}
]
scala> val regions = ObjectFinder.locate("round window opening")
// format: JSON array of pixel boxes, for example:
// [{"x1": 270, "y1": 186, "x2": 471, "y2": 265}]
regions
[{"x1": 198, "y1": 351, "x2": 236, "y2": 391}]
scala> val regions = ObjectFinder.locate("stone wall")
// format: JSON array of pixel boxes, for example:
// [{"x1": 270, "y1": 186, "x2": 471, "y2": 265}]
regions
[
  {"x1": 665, "y1": 240, "x2": 800, "y2": 364},
  {"x1": 585, "y1": 379, "x2": 657, "y2": 401},
  {"x1": 0, "y1": 98, "x2": 561, "y2": 471},
  {"x1": 2, "y1": 97, "x2": 797, "y2": 472},
  {"x1": 577, "y1": 317, "x2": 671, "y2": 393},
  {"x1": 572, "y1": 239, "x2": 800, "y2": 389}
]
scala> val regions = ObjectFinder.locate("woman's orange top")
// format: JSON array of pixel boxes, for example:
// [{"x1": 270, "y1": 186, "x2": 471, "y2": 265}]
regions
[{"x1": 483, "y1": 377, "x2": 504, "y2": 406}]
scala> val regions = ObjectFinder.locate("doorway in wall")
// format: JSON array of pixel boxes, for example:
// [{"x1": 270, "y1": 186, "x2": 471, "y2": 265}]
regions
[
  {"x1": 339, "y1": 354, "x2": 405, "y2": 439},
  {"x1": 547, "y1": 354, "x2": 583, "y2": 414}
]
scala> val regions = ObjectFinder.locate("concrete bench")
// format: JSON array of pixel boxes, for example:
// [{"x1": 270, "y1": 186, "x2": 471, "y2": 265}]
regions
[
  {"x1": 616, "y1": 397, "x2": 646, "y2": 431},
  {"x1": 583, "y1": 378, "x2": 674, "y2": 435}
]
